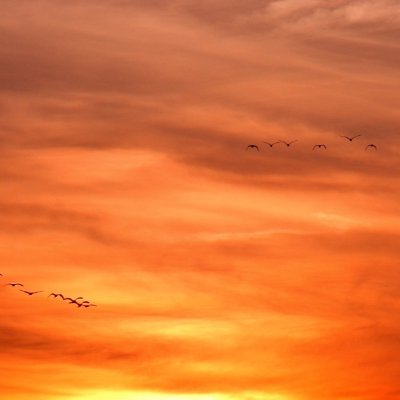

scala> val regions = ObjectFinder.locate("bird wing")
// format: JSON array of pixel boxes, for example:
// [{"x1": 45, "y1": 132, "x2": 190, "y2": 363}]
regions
[
  {"x1": 352, "y1": 134, "x2": 361, "y2": 139},
  {"x1": 313, "y1": 145, "x2": 318, "y2": 150},
  {"x1": 248, "y1": 145, "x2": 259, "y2": 151}
]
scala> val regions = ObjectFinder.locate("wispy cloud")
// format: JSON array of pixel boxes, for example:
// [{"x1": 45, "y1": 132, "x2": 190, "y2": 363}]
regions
[{"x1": 1, "y1": 1, "x2": 400, "y2": 399}]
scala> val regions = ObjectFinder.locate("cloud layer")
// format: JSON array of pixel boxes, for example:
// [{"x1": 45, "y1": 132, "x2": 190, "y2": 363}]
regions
[{"x1": 1, "y1": 1, "x2": 400, "y2": 399}]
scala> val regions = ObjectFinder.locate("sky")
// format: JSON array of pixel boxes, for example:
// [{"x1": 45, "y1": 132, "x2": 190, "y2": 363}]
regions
[{"x1": 1, "y1": 1, "x2": 400, "y2": 399}]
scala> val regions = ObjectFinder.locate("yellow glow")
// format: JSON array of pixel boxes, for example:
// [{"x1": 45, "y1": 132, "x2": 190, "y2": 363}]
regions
[{"x1": 66, "y1": 390, "x2": 292, "y2": 400}]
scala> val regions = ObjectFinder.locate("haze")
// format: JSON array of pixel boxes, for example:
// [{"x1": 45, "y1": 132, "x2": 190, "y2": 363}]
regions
[{"x1": 1, "y1": 1, "x2": 400, "y2": 399}]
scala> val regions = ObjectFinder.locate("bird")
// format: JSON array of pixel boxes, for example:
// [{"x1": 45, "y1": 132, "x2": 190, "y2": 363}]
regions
[
  {"x1": 247, "y1": 144, "x2": 259, "y2": 151},
  {"x1": 313, "y1": 144, "x2": 327, "y2": 150},
  {"x1": 6, "y1": 283, "x2": 24, "y2": 287},
  {"x1": 48, "y1": 293, "x2": 65, "y2": 300},
  {"x1": 19, "y1": 290, "x2": 43, "y2": 296},
  {"x1": 341, "y1": 134, "x2": 361, "y2": 142},
  {"x1": 64, "y1": 296, "x2": 84, "y2": 302},
  {"x1": 365, "y1": 144, "x2": 377, "y2": 151},
  {"x1": 280, "y1": 140, "x2": 297, "y2": 147},
  {"x1": 67, "y1": 298, "x2": 86, "y2": 306},
  {"x1": 68, "y1": 299, "x2": 80, "y2": 305},
  {"x1": 70, "y1": 300, "x2": 96, "y2": 308},
  {"x1": 70, "y1": 301, "x2": 85, "y2": 308},
  {"x1": 263, "y1": 141, "x2": 280, "y2": 148}
]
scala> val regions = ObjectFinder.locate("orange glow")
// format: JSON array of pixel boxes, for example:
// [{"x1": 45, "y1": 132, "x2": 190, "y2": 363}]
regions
[
  {"x1": 1, "y1": 1, "x2": 400, "y2": 400},
  {"x1": 65, "y1": 391, "x2": 291, "y2": 400}
]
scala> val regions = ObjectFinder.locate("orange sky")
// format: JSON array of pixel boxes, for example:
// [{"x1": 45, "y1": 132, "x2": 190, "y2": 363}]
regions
[{"x1": 1, "y1": 1, "x2": 400, "y2": 399}]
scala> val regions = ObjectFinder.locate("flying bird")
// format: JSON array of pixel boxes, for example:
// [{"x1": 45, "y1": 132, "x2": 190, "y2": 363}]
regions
[
  {"x1": 64, "y1": 296, "x2": 84, "y2": 302},
  {"x1": 247, "y1": 144, "x2": 259, "y2": 151},
  {"x1": 313, "y1": 144, "x2": 327, "y2": 150},
  {"x1": 19, "y1": 290, "x2": 43, "y2": 296},
  {"x1": 341, "y1": 134, "x2": 361, "y2": 142},
  {"x1": 70, "y1": 301, "x2": 85, "y2": 307},
  {"x1": 70, "y1": 300, "x2": 96, "y2": 308},
  {"x1": 48, "y1": 293, "x2": 65, "y2": 300},
  {"x1": 280, "y1": 140, "x2": 297, "y2": 147},
  {"x1": 67, "y1": 298, "x2": 86, "y2": 306},
  {"x1": 6, "y1": 283, "x2": 24, "y2": 287},
  {"x1": 365, "y1": 144, "x2": 377, "y2": 151},
  {"x1": 263, "y1": 141, "x2": 280, "y2": 148}
]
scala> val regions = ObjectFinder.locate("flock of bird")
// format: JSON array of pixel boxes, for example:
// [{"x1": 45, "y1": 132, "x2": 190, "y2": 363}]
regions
[
  {"x1": 0, "y1": 273, "x2": 97, "y2": 309},
  {"x1": 247, "y1": 134, "x2": 378, "y2": 152},
  {"x1": 0, "y1": 134, "x2": 377, "y2": 311}
]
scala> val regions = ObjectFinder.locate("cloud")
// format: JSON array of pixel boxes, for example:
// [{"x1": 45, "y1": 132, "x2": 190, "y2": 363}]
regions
[
  {"x1": 0, "y1": 0, "x2": 399, "y2": 189},
  {"x1": 1, "y1": 1, "x2": 400, "y2": 400},
  {"x1": 0, "y1": 202, "x2": 122, "y2": 245}
]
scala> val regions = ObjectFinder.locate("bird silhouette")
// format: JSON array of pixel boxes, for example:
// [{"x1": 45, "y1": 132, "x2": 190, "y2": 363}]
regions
[
  {"x1": 341, "y1": 134, "x2": 361, "y2": 142},
  {"x1": 83, "y1": 304, "x2": 97, "y2": 308},
  {"x1": 67, "y1": 298, "x2": 86, "y2": 306},
  {"x1": 280, "y1": 140, "x2": 297, "y2": 147},
  {"x1": 48, "y1": 293, "x2": 65, "y2": 300},
  {"x1": 64, "y1": 296, "x2": 84, "y2": 302},
  {"x1": 247, "y1": 144, "x2": 259, "y2": 151},
  {"x1": 263, "y1": 141, "x2": 280, "y2": 148},
  {"x1": 70, "y1": 300, "x2": 96, "y2": 308},
  {"x1": 6, "y1": 283, "x2": 24, "y2": 287},
  {"x1": 313, "y1": 144, "x2": 327, "y2": 150},
  {"x1": 70, "y1": 301, "x2": 85, "y2": 307},
  {"x1": 19, "y1": 290, "x2": 43, "y2": 296},
  {"x1": 365, "y1": 144, "x2": 377, "y2": 151}
]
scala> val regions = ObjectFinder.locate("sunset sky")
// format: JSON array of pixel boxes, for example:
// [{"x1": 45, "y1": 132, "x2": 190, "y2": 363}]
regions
[{"x1": 1, "y1": 1, "x2": 400, "y2": 399}]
